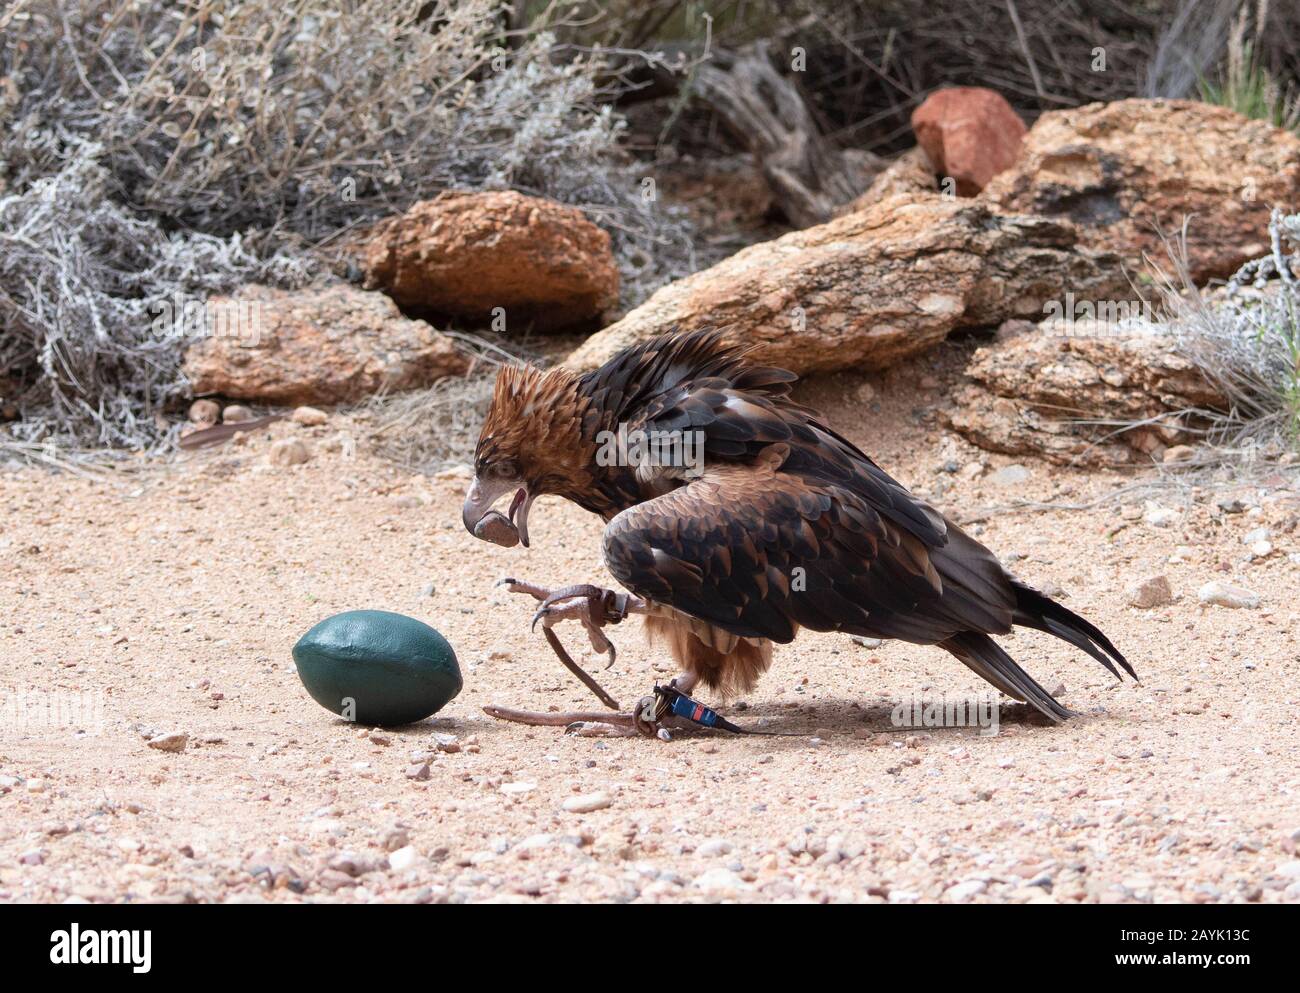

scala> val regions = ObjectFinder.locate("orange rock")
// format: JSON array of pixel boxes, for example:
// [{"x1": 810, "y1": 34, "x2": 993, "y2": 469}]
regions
[
  {"x1": 981, "y1": 99, "x2": 1300, "y2": 283},
  {"x1": 183, "y1": 283, "x2": 469, "y2": 405},
  {"x1": 564, "y1": 193, "x2": 1122, "y2": 377},
  {"x1": 360, "y1": 190, "x2": 619, "y2": 331},
  {"x1": 911, "y1": 87, "x2": 1026, "y2": 196}
]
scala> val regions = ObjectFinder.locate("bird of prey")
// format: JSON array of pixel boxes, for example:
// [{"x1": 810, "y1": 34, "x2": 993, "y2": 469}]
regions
[{"x1": 462, "y1": 328, "x2": 1134, "y2": 735}]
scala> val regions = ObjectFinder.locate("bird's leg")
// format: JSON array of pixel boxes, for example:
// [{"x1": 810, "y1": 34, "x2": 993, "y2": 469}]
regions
[
  {"x1": 483, "y1": 675, "x2": 701, "y2": 739},
  {"x1": 487, "y1": 578, "x2": 697, "y2": 738},
  {"x1": 669, "y1": 671, "x2": 699, "y2": 695},
  {"x1": 495, "y1": 577, "x2": 653, "y2": 669}
]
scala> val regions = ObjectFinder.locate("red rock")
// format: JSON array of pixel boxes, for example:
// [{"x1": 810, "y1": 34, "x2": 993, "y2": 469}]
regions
[{"x1": 911, "y1": 87, "x2": 1026, "y2": 196}]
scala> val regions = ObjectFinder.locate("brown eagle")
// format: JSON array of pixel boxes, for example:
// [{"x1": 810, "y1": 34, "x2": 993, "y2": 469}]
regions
[{"x1": 463, "y1": 329, "x2": 1133, "y2": 734}]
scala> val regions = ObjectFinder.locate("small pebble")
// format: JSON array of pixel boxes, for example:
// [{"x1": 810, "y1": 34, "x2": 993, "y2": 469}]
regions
[
  {"x1": 562, "y1": 792, "x2": 613, "y2": 813},
  {"x1": 188, "y1": 399, "x2": 220, "y2": 424},
  {"x1": 1143, "y1": 502, "x2": 1179, "y2": 528},
  {"x1": 291, "y1": 405, "x2": 328, "y2": 426},
  {"x1": 268, "y1": 438, "x2": 311, "y2": 466},
  {"x1": 387, "y1": 846, "x2": 419, "y2": 872},
  {"x1": 147, "y1": 732, "x2": 188, "y2": 753},
  {"x1": 988, "y1": 464, "x2": 1030, "y2": 487},
  {"x1": 1125, "y1": 575, "x2": 1172, "y2": 609},
  {"x1": 945, "y1": 879, "x2": 987, "y2": 902},
  {"x1": 696, "y1": 838, "x2": 734, "y2": 858}
]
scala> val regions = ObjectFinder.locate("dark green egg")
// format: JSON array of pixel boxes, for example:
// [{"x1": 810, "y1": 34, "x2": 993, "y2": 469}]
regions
[{"x1": 292, "y1": 610, "x2": 462, "y2": 726}]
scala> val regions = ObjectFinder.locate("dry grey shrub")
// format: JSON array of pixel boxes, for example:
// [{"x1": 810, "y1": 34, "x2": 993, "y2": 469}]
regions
[
  {"x1": 0, "y1": 1, "x2": 697, "y2": 456},
  {"x1": 0, "y1": 0, "x2": 694, "y2": 296},
  {"x1": 0, "y1": 144, "x2": 309, "y2": 454},
  {"x1": 1140, "y1": 211, "x2": 1300, "y2": 464}
]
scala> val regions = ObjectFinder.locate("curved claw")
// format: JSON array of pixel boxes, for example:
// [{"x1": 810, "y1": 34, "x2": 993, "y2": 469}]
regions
[{"x1": 502, "y1": 579, "x2": 630, "y2": 711}]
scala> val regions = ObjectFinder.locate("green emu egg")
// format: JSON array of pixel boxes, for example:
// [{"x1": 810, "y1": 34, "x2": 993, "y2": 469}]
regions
[{"x1": 292, "y1": 610, "x2": 462, "y2": 726}]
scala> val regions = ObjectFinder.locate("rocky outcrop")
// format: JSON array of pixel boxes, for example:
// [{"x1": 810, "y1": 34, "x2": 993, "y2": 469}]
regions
[
  {"x1": 943, "y1": 320, "x2": 1227, "y2": 466},
  {"x1": 360, "y1": 190, "x2": 619, "y2": 331},
  {"x1": 912, "y1": 87, "x2": 1026, "y2": 196},
  {"x1": 564, "y1": 193, "x2": 1123, "y2": 376},
  {"x1": 981, "y1": 99, "x2": 1300, "y2": 283},
  {"x1": 184, "y1": 283, "x2": 470, "y2": 405}
]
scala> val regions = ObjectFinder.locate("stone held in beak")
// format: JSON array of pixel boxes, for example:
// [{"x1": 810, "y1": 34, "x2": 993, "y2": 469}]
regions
[{"x1": 472, "y1": 510, "x2": 520, "y2": 547}]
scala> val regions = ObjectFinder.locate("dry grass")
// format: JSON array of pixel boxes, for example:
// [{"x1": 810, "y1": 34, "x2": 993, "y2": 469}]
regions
[
  {"x1": 2, "y1": 1, "x2": 645, "y2": 248},
  {"x1": 0, "y1": 144, "x2": 310, "y2": 455},
  {"x1": 1126, "y1": 212, "x2": 1300, "y2": 472},
  {"x1": 357, "y1": 332, "x2": 543, "y2": 473},
  {"x1": 1196, "y1": 2, "x2": 1300, "y2": 131}
]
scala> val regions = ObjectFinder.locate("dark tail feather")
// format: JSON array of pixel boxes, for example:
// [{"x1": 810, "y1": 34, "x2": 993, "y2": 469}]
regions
[
  {"x1": 940, "y1": 631, "x2": 1074, "y2": 722},
  {"x1": 1011, "y1": 582, "x2": 1137, "y2": 682}
]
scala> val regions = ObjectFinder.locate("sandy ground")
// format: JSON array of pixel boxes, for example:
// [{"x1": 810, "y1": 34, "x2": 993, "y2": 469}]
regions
[{"x1": 2, "y1": 349, "x2": 1299, "y2": 904}]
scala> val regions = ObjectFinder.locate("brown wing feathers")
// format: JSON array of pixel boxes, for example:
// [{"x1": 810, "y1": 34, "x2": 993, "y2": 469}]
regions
[{"x1": 589, "y1": 328, "x2": 1134, "y2": 721}]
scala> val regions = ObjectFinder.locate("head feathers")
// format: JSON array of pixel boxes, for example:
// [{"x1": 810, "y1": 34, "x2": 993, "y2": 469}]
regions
[{"x1": 475, "y1": 363, "x2": 592, "y2": 495}]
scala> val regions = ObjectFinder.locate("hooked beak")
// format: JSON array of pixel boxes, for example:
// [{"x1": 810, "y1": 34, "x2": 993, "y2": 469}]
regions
[{"x1": 462, "y1": 475, "x2": 536, "y2": 548}]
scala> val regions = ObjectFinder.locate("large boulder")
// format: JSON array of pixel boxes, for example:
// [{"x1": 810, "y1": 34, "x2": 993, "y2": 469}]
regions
[
  {"x1": 943, "y1": 320, "x2": 1227, "y2": 466},
  {"x1": 359, "y1": 190, "x2": 619, "y2": 330},
  {"x1": 183, "y1": 283, "x2": 470, "y2": 405},
  {"x1": 981, "y1": 99, "x2": 1300, "y2": 283},
  {"x1": 911, "y1": 87, "x2": 1026, "y2": 196},
  {"x1": 564, "y1": 193, "x2": 1123, "y2": 376}
]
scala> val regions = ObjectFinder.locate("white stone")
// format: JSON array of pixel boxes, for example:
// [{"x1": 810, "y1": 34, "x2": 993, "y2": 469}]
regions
[
  {"x1": 1198, "y1": 581, "x2": 1260, "y2": 609},
  {"x1": 692, "y1": 868, "x2": 748, "y2": 893},
  {"x1": 562, "y1": 791, "x2": 613, "y2": 813},
  {"x1": 945, "y1": 879, "x2": 987, "y2": 902},
  {"x1": 387, "y1": 846, "x2": 419, "y2": 871},
  {"x1": 989, "y1": 464, "x2": 1030, "y2": 487},
  {"x1": 1143, "y1": 502, "x2": 1179, "y2": 527},
  {"x1": 696, "y1": 838, "x2": 734, "y2": 858}
]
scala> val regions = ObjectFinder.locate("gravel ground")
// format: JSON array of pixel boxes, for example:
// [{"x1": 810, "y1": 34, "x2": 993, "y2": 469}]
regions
[{"x1": 2, "y1": 355, "x2": 1299, "y2": 904}]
